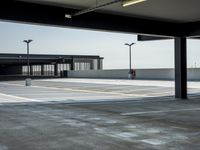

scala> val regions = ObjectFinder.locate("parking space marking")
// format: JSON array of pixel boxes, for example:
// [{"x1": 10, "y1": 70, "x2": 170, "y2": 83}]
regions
[
  {"x1": 0, "y1": 82, "x2": 159, "y2": 98},
  {"x1": 0, "y1": 93, "x2": 41, "y2": 102},
  {"x1": 121, "y1": 108, "x2": 200, "y2": 116},
  {"x1": 0, "y1": 80, "x2": 176, "y2": 104},
  {"x1": 40, "y1": 79, "x2": 175, "y2": 87}
]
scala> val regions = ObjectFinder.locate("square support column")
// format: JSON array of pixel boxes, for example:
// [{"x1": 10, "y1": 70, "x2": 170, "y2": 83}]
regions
[
  {"x1": 41, "y1": 65, "x2": 44, "y2": 76},
  {"x1": 97, "y1": 59, "x2": 101, "y2": 70},
  {"x1": 70, "y1": 59, "x2": 75, "y2": 70},
  {"x1": 90, "y1": 60, "x2": 94, "y2": 70},
  {"x1": 54, "y1": 64, "x2": 58, "y2": 76},
  {"x1": 30, "y1": 65, "x2": 33, "y2": 76},
  {"x1": 175, "y1": 37, "x2": 187, "y2": 99}
]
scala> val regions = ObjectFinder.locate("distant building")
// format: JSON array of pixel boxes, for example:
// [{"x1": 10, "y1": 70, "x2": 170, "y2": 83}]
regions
[{"x1": 0, "y1": 53, "x2": 103, "y2": 77}]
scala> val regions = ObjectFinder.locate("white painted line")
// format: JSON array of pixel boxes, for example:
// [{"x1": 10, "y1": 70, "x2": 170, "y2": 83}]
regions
[
  {"x1": 123, "y1": 87, "x2": 170, "y2": 92},
  {"x1": 37, "y1": 96, "x2": 130, "y2": 101},
  {"x1": 14, "y1": 93, "x2": 77, "y2": 96},
  {"x1": 149, "y1": 91, "x2": 174, "y2": 94},
  {"x1": 0, "y1": 82, "x2": 25, "y2": 87},
  {"x1": 39, "y1": 78, "x2": 200, "y2": 89},
  {"x1": 141, "y1": 139, "x2": 166, "y2": 145},
  {"x1": 121, "y1": 108, "x2": 200, "y2": 116},
  {"x1": 39, "y1": 78, "x2": 175, "y2": 87},
  {"x1": 170, "y1": 126, "x2": 188, "y2": 130},
  {"x1": 0, "y1": 93, "x2": 42, "y2": 103}
]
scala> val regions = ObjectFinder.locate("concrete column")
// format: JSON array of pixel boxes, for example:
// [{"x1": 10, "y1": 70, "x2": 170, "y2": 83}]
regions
[
  {"x1": 175, "y1": 37, "x2": 187, "y2": 99},
  {"x1": 90, "y1": 60, "x2": 94, "y2": 70},
  {"x1": 97, "y1": 59, "x2": 102, "y2": 70},
  {"x1": 54, "y1": 64, "x2": 58, "y2": 76},
  {"x1": 70, "y1": 59, "x2": 75, "y2": 70},
  {"x1": 41, "y1": 65, "x2": 44, "y2": 76},
  {"x1": 30, "y1": 65, "x2": 33, "y2": 76}
]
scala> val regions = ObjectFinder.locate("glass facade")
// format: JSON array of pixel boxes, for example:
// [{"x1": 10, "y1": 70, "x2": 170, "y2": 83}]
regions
[
  {"x1": 57, "y1": 64, "x2": 70, "y2": 76},
  {"x1": 21, "y1": 57, "x2": 103, "y2": 76}
]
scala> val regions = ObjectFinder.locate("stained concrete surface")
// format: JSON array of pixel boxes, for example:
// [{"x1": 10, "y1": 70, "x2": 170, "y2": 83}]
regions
[
  {"x1": 0, "y1": 99, "x2": 200, "y2": 150},
  {"x1": 0, "y1": 79, "x2": 200, "y2": 150}
]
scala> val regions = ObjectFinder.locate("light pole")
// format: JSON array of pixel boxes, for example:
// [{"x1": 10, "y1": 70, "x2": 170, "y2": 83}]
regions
[
  {"x1": 23, "y1": 39, "x2": 33, "y2": 76},
  {"x1": 23, "y1": 39, "x2": 33, "y2": 86},
  {"x1": 125, "y1": 42, "x2": 135, "y2": 75}
]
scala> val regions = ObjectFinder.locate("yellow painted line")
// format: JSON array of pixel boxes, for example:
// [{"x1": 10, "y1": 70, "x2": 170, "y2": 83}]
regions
[
  {"x1": 64, "y1": 88, "x2": 153, "y2": 97},
  {"x1": 0, "y1": 82, "x2": 166, "y2": 98},
  {"x1": 35, "y1": 86, "x2": 153, "y2": 98}
]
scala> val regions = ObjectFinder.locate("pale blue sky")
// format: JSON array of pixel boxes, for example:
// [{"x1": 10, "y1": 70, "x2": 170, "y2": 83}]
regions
[{"x1": 0, "y1": 21, "x2": 199, "y2": 69}]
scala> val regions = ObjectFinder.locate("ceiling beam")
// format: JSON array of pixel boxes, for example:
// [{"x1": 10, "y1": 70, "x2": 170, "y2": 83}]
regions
[
  {"x1": 183, "y1": 21, "x2": 200, "y2": 37},
  {"x1": 137, "y1": 35, "x2": 200, "y2": 41},
  {"x1": 137, "y1": 35, "x2": 172, "y2": 41},
  {"x1": 0, "y1": 1, "x2": 189, "y2": 37}
]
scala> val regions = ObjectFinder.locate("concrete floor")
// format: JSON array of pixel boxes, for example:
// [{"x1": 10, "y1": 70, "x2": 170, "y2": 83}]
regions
[
  {"x1": 1, "y1": 99, "x2": 200, "y2": 150},
  {"x1": 0, "y1": 79, "x2": 176, "y2": 104},
  {"x1": 0, "y1": 79, "x2": 200, "y2": 150}
]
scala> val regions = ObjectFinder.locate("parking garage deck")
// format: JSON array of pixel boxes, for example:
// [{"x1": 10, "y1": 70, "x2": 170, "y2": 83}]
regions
[{"x1": 0, "y1": 79, "x2": 200, "y2": 150}]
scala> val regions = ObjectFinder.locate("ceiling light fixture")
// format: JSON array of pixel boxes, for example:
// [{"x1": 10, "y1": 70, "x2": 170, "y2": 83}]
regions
[
  {"x1": 122, "y1": 0, "x2": 147, "y2": 7},
  {"x1": 65, "y1": 0, "x2": 147, "y2": 19},
  {"x1": 65, "y1": 14, "x2": 72, "y2": 19}
]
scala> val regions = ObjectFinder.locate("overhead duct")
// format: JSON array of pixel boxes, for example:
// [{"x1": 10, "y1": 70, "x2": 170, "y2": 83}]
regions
[{"x1": 65, "y1": 0, "x2": 147, "y2": 18}]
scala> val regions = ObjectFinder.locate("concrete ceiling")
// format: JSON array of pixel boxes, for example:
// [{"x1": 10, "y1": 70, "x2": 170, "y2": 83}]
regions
[{"x1": 19, "y1": 0, "x2": 200, "y2": 23}]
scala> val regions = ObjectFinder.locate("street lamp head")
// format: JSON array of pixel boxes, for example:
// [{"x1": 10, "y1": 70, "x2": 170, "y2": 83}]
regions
[
  {"x1": 125, "y1": 43, "x2": 130, "y2": 46},
  {"x1": 125, "y1": 42, "x2": 135, "y2": 46},
  {"x1": 23, "y1": 39, "x2": 33, "y2": 43},
  {"x1": 28, "y1": 39, "x2": 33, "y2": 43},
  {"x1": 130, "y1": 42, "x2": 135, "y2": 46}
]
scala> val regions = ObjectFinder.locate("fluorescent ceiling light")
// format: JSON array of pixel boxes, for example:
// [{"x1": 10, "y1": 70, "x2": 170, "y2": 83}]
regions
[
  {"x1": 122, "y1": 0, "x2": 147, "y2": 7},
  {"x1": 65, "y1": 14, "x2": 72, "y2": 19}
]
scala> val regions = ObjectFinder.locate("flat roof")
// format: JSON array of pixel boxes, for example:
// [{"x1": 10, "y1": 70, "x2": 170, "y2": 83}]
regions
[
  {"x1": 0, "y1": 53, "x2": 102, "y2": 59},
  {"x1": 0, "y1": 53, "x2": 103, "y2": 65}
]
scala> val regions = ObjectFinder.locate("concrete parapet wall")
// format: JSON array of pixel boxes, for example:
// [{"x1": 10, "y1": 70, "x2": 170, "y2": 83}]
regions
[
  {"x1": 135, "y1": 69, "x2": 174, "y2": 80},
  {"x1": 188, "y1": 68, "x2": 200, "y2": 81},
  {"x1": 67, "y1": 69, "x2": 129, "y2": 79},
  {"x1": 67, "y1": 68, "x2": 200, "y2": 81}
]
